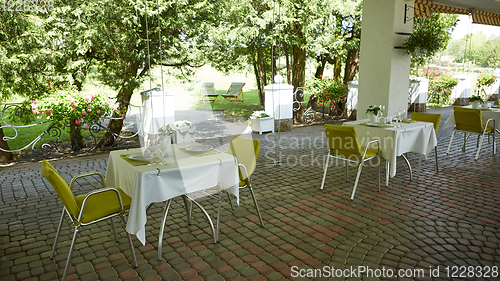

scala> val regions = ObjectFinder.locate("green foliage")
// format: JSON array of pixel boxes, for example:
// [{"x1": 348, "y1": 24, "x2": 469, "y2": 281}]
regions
[
  {"x1": 408, "y1": 14, "x2": 457, "y2": 68},
  {"x1": 249, "y1": 111, "x2": 270, "y2": 119},
  {"x1": 446, "y1": 34, "x2": 500, "y2": 68},
  {"x1": 476, "y1": 73, "x2": 497, "y2": 87},
  {"x1": 468, "y1": 95, "x2": 483, "y2": 103},
  {"x1": 428, "y1": 75, "x2": 458, "y2": 106},
  {"x1": 430, "y1": 75, "x2": 458, "y2": 91},
  {"x1": 366, "y1": 105, "x2": 382, "y2": 116},
  {"x1": 306, "y1": 75, "x2": 347, "y2": 105},
  {"x1": 31, "y1": 88, "x2": 114, "y2": 128}
]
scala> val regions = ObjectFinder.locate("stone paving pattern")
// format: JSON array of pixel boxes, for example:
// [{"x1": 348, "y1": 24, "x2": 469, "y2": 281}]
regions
[{"x1": 1, "y1": 107, "x2": 499, "y2": 281}]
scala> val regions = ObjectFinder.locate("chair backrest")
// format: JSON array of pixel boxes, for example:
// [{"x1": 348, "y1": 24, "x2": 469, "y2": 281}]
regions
[
  {"x1": 201, "y1": 82, "x2": 216, "y2": 95},
  {"x1": 410, "y1": 112, "x2": 442, "y2": 132},
  {"x1": 226, "y1": 82, "x2": 245, "y2": 97},
  {"x1": 226, "y1": 136, "x2": 259, "y2": 179},
  {"x1": 453, "y1": 107, "x2": 484, "y2": 133},
  {"x1": 41, "y1": 160, "x2": 80, "y2": 218},
  {"x1": 495, "y1": 100, "x2": 499, "y2": 106},
  {"x1": 324, "y1": 124, "x2": 363, "y2": 158}
]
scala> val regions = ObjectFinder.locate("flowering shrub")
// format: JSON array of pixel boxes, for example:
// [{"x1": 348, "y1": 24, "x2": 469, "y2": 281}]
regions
[
  {"x1": 31, "y1": 88, "x2": 114, "y2": 129},
  {"x1": 307, "y1": 76, "x2": 348, "y2": 109},
  {"x1": 476, "y1": 73, "x2": 497, "y2": 88},
  {"x1": 429, "y1": 75, "x2": 458, "y2": 91}
]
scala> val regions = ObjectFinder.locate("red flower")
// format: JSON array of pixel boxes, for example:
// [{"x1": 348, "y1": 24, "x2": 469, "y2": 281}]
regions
[{"x1": 75, "y1": 120, "x2": 81, "y2": 125}]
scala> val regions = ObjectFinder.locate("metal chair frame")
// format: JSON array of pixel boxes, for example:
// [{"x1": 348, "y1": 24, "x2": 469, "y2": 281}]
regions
[
  {"x1": 321, "y1": 139, "x2": 381, "y2": 200},
  {"x1": 47, "y1": 170, "x2": 138, "y2": 281},
  {"x1": 446, "y1": 118, "x2": 496, "y2": 160}
]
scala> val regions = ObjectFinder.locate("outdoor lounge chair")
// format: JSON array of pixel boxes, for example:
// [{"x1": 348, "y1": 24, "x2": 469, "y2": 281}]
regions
[
  {"x1": 200, "y1": 82, "x2": 219, "y2": 103},
  {"x1": 221, "y1": 82, "x2": 245, "y2": 103}
]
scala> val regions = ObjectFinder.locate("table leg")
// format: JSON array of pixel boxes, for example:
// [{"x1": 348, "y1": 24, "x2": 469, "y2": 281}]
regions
[
  {"x1": 182, "y1": 196, "x2": 192, "y2": 225},
  {"x1": 386, "y1": 161, "x2": 390, "y2": 187},
  {"x1": 188, "y1": 199, "x2": 218, "y2": 244},
  {"x1": 402, "y1": 154, "x2": 413, "y2": 181},
  {"x1": 158, "y1": 199, "x2": 173, "y2": 261},
  {"x1": 418, "y1": 154, "x2": 422, "y2": 178}
]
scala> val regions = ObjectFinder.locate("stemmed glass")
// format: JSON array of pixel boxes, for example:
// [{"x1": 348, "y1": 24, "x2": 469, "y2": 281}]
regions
[
  {"x1": 178, "y1": 125, "x2": 188, "y2": 144},
  {"x1": 143, "y1": 137, "x2": 156, "y2": 159},
  {"x1": 157, "y1": 135, "x2": 173, "y2": 163},
  {"x1": 188, "y1": 125, "x2": 196, "y2": 142}
]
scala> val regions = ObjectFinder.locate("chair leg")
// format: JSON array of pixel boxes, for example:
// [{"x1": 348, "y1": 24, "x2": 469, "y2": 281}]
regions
[
  {"x1": 350, "y1": 162, "x2": 364, "y2": 200},
  {"x1": 158, "y1": 199, "x2": 172, "y2": 261},
  {"x1": 377, "y1": 157, "x2": 381, "y2": 192},
  {"x1": 120, "y1": 214, "x2": 138, "y2": 267},
  {"x1": 320, "y1": 155, "x2": 330, "y2": 190},
  {"x1": 435, "y1": 146, "x2": 439, "y2": 173},
  {"x1": 345, "y1": 160, "x2": 349, "y2": 182},
  {"x1": 476, "y1": 133, "x2": 486, "y2": 160},
  {"x1": 111, "y1": 217, "x2": 118, "y2": 242},
  {"x1": 62, "y1": 226, "x2": 80, "y2": 281},
  {"x1": 446, "y1": 129, "x2": 456, "y2": 155},
  {"x1": 50, "y1": 208, "x2": 66, "y2": 259},
  {"x1": 227, "y1": 192, "x2": 235, "y2": 211},
  {"x1": 247, "y1": 185, "x2": 264, "y2": 227},
  {"x1": 463, "y1": 132, "x2": 467, "y2": 151}
]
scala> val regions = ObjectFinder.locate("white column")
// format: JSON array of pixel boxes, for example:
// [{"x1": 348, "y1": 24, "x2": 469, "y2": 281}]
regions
[{"x1": 358, "y1": 0, "x2": 413, "y2": 119}]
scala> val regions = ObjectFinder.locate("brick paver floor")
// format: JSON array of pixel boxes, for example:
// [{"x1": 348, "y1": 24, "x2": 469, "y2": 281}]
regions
[{"x1": 1, "y1": 107, "x2": 499, "y2": 281}]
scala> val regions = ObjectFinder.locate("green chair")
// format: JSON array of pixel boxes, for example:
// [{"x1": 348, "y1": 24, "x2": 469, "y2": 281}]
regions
[
  {"x1": 320, "y1": 124, "x2": 381, "y2": 200},
  {"x1": 41, "y1": 160, "x2": 137, "y2": 281},
  {"x1": 221, "y1": 82, "x2": 245, "y2": 103},
  {"x1": 446, "y1": 107, "x2": 496, "y2": 160},
  {"x1": 411, "y1": 112, "x2": 441, "y2": 172},
  {"x1": 200, "y1": 82, "x2": 219, "y2": 103},
  {"x1": 221, "y1": 136, "x2": 264, "y2": 234}
]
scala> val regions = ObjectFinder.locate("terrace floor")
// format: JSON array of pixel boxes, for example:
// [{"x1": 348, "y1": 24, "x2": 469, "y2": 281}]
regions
[{"x1": 1, "y1": 106, "x2": 499, "y2": 281}]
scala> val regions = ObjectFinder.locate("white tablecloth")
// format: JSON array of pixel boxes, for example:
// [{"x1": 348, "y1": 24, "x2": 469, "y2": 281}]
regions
[
  {"x1": 442, "y1": 106, "x2": 500, "y2": 130},
  {"x1": 105, "y1": 145, "x2": 239, "y2": 245},
  {"x1": 343, "y1": 120, "x2": 437, "y2": 178}
]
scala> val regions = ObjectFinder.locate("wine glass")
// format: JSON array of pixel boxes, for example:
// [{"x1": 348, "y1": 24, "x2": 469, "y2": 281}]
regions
[
  {"x1": 178, "y1": 125, "x2": 188, "y2": 144},
  {"x1": 158, "y1": 136, "x2": 173, "y2": 163},
  {"x1": 188, "y1": 125, "x2": 196, "y2": 142},
  {"x1": 143, "y1": 137, "x2": 155, "y2": 159}
]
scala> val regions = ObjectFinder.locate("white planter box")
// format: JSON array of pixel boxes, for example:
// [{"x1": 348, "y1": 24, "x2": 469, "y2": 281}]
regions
[{"x1": 250, "y1": 117, "x2": 275, "y2": 135}]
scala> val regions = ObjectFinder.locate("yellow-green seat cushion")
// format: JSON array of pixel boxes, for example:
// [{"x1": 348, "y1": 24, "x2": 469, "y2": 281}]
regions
[{"x1": 75, "y1": 188, "x2": 131, "y2": 224}]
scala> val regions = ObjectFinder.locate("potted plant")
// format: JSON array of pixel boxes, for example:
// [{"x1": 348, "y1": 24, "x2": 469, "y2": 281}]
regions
[
  {"x1": 402, "y1": 18, "x2": 447, "y2": 64},
  {"x1": 249, "y1": 111, "x2": 274, "y2": 135},
  {"x1": 366, "y1": 105, "x2": 383, "y2": 123},
  {"x1": 469, "y1": 95, "x2": 483, "y2": 109},
  {"x1": 307, "y1": 75, "x2": 348, "y2": 114}
]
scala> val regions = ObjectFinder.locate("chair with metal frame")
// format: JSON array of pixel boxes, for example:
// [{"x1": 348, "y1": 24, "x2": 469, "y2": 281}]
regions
[
  {"x1": 320, "y1": 124, "x2": 381, "y2": 200},
  {"x1": 41, "y1": 160, "x2": 138, "y2": 281},
  {"x1": 446, "y1": 106, "x2": 496, "y2": 160},
  {"x1": 219, "y1": 136, "x2": 264, "y2": 235},
  {"x1": 410, "y1": 112, "x2": 441, "y2": 172}
]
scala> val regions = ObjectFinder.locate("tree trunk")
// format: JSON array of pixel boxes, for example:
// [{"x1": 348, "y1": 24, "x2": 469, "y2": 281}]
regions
[
  {"x1": 252, "y1": 52, "x2": 264, "y2": 106},
  {"x1": 283, "y1": 42, "x2": 291, "y2": 84},
  {"x1": 344, "y1": 48, "x2": 359, "y2": 83},
  {"x1": 292, "y1": 27, "x2": 306, "y2": 119},
  {"x1": 96, "y1": 87, "x2": 133, "y2": 148},
  {"x1": 314, "y1": 55, "x2": 327, "y2": 78},
  {"x1": 0, "y1": 128, "x2": 13, "y2": 161},
  {"x1": 70, "y1": 120, "x2": 85, "y2": 151},
  {"x1": 256, "y1": 44, "x2": 267, "y2": 105}
]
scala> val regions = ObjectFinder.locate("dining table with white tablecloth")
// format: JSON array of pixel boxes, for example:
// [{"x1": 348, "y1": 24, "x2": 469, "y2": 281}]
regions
[
  {"x1": 105, "y1": 144, "x2": 239, "y2": 245},
  {"x1": 343, "y1": 120, "x2": 437, "y2": 180}
]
